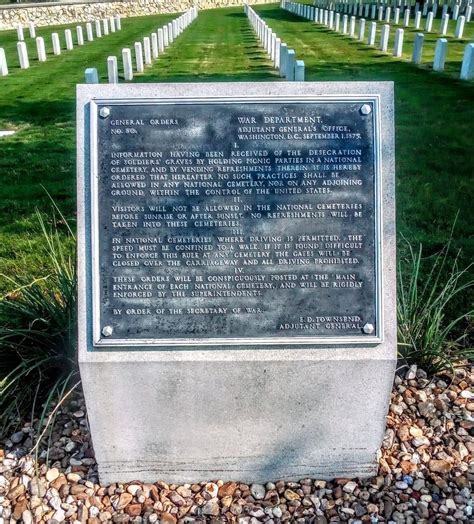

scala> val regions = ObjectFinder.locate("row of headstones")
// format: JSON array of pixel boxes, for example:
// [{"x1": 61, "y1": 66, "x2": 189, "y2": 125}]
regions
[
  {"x1": 14, "y1": 21, "x2": 39, "y2": 40},
  {"x1": 315, "y1": 0, "x2": 471, "y2": 13},
  {"x1": 84, "y1": 7, "x2": 198, "y2": 84},
  {"x1": 0, "y1": 16, "x2": 122, "y2": 76},
  {"x1": 282, "y1": 0, "x2": 474, "y2": 79},
  {"x1": 244, "y1": 4, "x2": 305, "y2": 80},
  {"x1": 330, "y1": 2, "x2": 472, "y2": 34},
  {"x1": 331, "y1": 0, "x2": 472, "y2": 20}
]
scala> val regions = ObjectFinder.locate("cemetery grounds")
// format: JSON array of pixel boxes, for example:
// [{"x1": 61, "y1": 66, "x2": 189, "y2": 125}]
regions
[{"x1": 0, "y1": 3, "x2": 473, "y2": 523}]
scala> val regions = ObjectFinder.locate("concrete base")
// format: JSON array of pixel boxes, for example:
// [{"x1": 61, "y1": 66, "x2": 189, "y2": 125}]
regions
[
  {"x1": 80, "y1": 353, "x2": 395, "y2": 484},
  {"x1": 77, "y1": 82, "x2": 396, "y2": 484}
]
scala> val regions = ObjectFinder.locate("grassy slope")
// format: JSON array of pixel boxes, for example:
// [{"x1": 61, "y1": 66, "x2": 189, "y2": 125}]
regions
[
  {"x1": 293, "y1": 1, "x2": 474, "y2": 78},
  {"x1": 0, "y1": 4, "x2": 473, "y2": 294},
  {"x1": 0, "y1": 9, "x2": 274, "y2": 292},
  {"x1": 257, "y1": 6, "x2": 473, "y2": 258}
]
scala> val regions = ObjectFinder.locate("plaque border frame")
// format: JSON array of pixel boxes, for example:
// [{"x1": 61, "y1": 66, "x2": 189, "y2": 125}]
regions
[{"x1": 88, "y1": 95, "x2": 383, "y2": 348}]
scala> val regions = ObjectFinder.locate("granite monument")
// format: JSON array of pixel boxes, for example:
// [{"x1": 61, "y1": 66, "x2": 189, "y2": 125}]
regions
[{"x1": 77, "y1": 82, "x2": 396, "y2": 483}]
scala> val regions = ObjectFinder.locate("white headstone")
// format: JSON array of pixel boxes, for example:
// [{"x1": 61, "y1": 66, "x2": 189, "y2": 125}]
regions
[
  {"x1": 122, "y1": 48, "x2": 133, "y2": 81},
  {"x1": 433, "y1": 38, "x2": 448, "y2": 71},
  {"x1": 294, "y1": 60, "x2": 305, "y2": 81},
  {"x1": 380, "y1": 24, "x2": 390, "y2": 51},
  {"x1": 77, "y1": 26, "x2": 84, "y2": 46},
  {"x1": 163, "y1": 25, "x2": 169, "y2": 47},
  {"x1": 279, "y1": 42, "x2": 288, "y2": 77},
  {"x1": 453, "y1": 4, "x2": 460, "y2": 20},
  {"x1": 110, "y1": 16, "x2": 116, "y2": 33},
  {"x1": 466, "y1": 6, "x2": 472, "y2": 22},
  {"x1": 95, "y1": 20, "x2": 102, "y2": 38},
  {"x1": 17, "y1": 41, "x2": 29, "y2": 69},
  {"x1": 116, "y1": 15, "x2": 122, "y2": 31},
  {"x1": 378, "y1": 6, "x2": 384, "y2": 20},
  {"x1": 412, "y1": 32, "x2": 424, "y2": 64},
  {"x1": 285, "y1": 48, "x2": 296, "y2": 80},
  {"x1": 274, "y1": 37, "x2": 281, "y2": 68},
  {"x1": 134, "y1": 42, "x2": 144, "y2": 73},
  {"x1": 425, "y1": 12, "x2": 434, "y2": 31},
  {"x1": 454, "y1": 15, "x2": 465, "y2": 38},
  {"x1": 414, "y1": 10, "x2": 422, "y2": 29},
  {"x1": 103, "y1": 19, "x2": 109, "y2": 36},
  {"x1": 158, "y1": 29, "x2": 164, "y2": 53},
  {"x1": 335, "y1": 13, "x2": 341, "y2": 31},
  {"x1": 342, "y1": 14, "x2": 348, "y2": 33},
  {"x1": 151, "y1": 33, "x2": 158, "y2": 59},
  {"x1": 358, "y1": 18, "x2": 366, "y2": 40},
  {"x1": 394, "y1": 7, "x2": 400, "y2": 23},
  {"x1": 84, "y1": 67, "x2": 98, "y2": 84},
  {"x1": 65, "y1": 29, "x2": 73, "y2": 50},
  {"x1": 460, "y1": 42, "x2": 474, "y2": 80},
  {"x1": 167, "y1": 22, "x2": 173, "y2": 43},
  {"x1": 329, "y1": 10, "x2": 334, "y2": 29},
  {"x1": 440, "y1": 14, "x2": 449, "y2": 35},
  {"x1": 52, "y1": 33, "x2": 61, "y2": 55},
  {"x1": 404, "y1": 8, "x2": 410, "y2": 26},
  {"x1": 271, "y1": 33, "x2": 277, "y2": 61},
  {"x1": 16, "y1": 24, "x2": 24, "y2": 42},
  {"x1": 385, "y1": 6, "x2": 391, "y2": 21},
  {"x1": 36, "y1": 36, "x2": 46, "y2": 62},
  {"x1": 86, "y1": 23, "x2": 94, "y2": 42},
  {"x1": 143, "y1": 37, "x2": 152, "y2": 65},
  {"x1": 0, "y1": 48, "x2": 8, "y2": 76},
  {"x1": 350, "y1": 15, "x2": 356, "y2": 36},
  {"x1": 368, "y1": 21, "x2": 377, "y2": 45},
  {"x1": 393, "y1": 28, "x2": 404, "y2": 56},
  {"x1": 28, "y1": 21, "x2": 36, "y2": 38},
  {"x1": 371, "y1": 4, "x2": 377, "y2": 19},
  {"x1": 107, "y1": 56, "x2": 118, "y2": 83}
]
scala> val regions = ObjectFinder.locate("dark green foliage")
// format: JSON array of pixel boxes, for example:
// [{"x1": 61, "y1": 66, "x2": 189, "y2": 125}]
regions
[
  {"x1": 397, "y1": 230, "x2": 473, "y2": 375},
  {"x1": 0, "y1": 209, "x2": 77, "y2": 437}
]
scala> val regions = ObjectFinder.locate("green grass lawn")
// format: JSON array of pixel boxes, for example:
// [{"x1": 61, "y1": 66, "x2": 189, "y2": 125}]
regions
[
  {"x1": 290, "y1": 3, "x2": 474, "y2": 78},
  {"x1": 0, "y1": 4, "x2": 473, "y2": 299},
  {"x1": 257, "y1": 5, "x2": 473, "y2": 256}
]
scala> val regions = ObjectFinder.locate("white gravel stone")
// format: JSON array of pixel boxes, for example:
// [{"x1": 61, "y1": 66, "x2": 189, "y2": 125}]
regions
[
  {"x1": 395, "y1": 481, "x2": 409, "y2": 489},
  {"x1": 250, "y1": 483, "x2": 266, "y2": 500},
  {"x1": 343, "y1": 481, "x2": 358, "y2": 494}
]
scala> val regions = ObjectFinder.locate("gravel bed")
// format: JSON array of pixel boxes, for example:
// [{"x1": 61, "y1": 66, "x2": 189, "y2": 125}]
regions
[{"x1": 0, "y1": 365, "x2": 472, "y2": 523}]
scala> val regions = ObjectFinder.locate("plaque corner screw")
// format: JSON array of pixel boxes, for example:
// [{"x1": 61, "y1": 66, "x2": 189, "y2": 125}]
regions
[
  {"x1": 360, "y1": 104, "x2": 372, "y2": 116},
  {"x1": 99, "y1": 107, "x2": 110, "y2": 118},
  {"x1": 102, "y1": 325, "x2": 113, "y2": 337},
  {"x1": 362, "y1": 322, "x2": 375, "y2": 335}
]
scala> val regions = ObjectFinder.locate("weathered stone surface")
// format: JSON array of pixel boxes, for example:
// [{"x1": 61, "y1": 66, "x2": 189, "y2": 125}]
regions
[{"x1": 77, "y1": 82, "x2": 396, "y2": 484}]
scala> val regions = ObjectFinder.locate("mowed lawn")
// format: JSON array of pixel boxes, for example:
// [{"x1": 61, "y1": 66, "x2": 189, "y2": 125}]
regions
[
  {"x1": 287, "y1": 0, "x2": 474, "y2": 78},
  {"x1": 256, "y1": 5, "x2": 474, "y2": 263},
  {"x1": 0, "y1": 4, "x2": 473, "y2": 295}
]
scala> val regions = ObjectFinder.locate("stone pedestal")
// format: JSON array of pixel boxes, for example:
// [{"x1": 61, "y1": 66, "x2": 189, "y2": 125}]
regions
[
  {"x1": 80, "y1": 350, "x2": 395, "y2": 483},
  {"x1": 77, "y1": 82, "x2": 396, "y2": 484}
]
